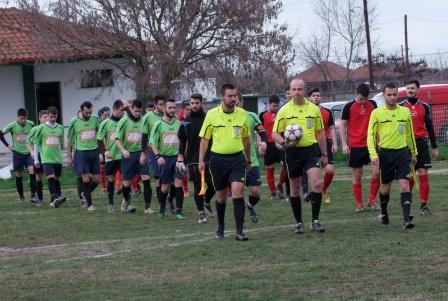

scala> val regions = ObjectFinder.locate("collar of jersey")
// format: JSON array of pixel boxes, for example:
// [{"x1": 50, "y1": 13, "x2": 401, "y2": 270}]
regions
[
  {"x1": 218, "y1": 105, "x2": 238, "y2": 114},
  {"x1": 288, "y1": 98, "x2": 309, "y2": 106}
]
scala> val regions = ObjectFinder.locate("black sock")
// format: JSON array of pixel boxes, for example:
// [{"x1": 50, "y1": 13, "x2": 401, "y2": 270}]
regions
[
  {"x1": 233, "y1": 198, "x2": 245, "y2": 234},
  {"x1": 16, "y1": 176, "x2": 24, "y2": 198},
  {"x1": 107, "y1": 181, "x2": 115, "y2": 205},
  {"x1": 55, "y1": 179, "x2": 61, "y2": 196},
  {"x1": 205, "y1": 178, "x2": 215, "y2": 203},
  {"x1": 29, "y1": 174, "x2": 36, "y2": 196},
  {"x1": 169, "y1": 184, "x2": 176, "y2": 201},
  {"x1": 193, "y1": 181, "x2": 205, "y2": 211},
  {"x1": 158, "y1": 190, "x2": 168, "y2": 212},
  {"x1": 175, "y1": 187, "x2": 184, "y2": 213},
  {"x1": 123, "y1": 186, "x2": 132, "y2": 203},
  {"x1": 47, "y1": 177, "x2": 57, "y2": 200},
  {"x1": 379, "y1": 193, "x2": 390, "y2": 216},
  {"x1": 143, "y1": 179, "x2": 152, "y2": 209},
  {"x1": 248, "y1": 195, "x2": 260, "y2": 207},
  {"x1": 37, "y1": 181, "x2": 43, "y2": 200},
  {"x1": 310, "y1": 192, "x2": 322, "y2": 221},
  {"x1": 401, "y1": 192, "x2": 412, "y2": 220},
  {"x1": 216, "y1": 201, "x2": 226, "y2": 229},
  {"x1": 76, "y1": 177, "x2": 83, "y2": 199},
  {"x1": 289, "y1": 196, "x2": 302, "y2": 223},
  {"x1": 90, "y1": 181, "x2": 98, "y2": 192},
  {"x1": 156, "y1": 186, "x2": 162, "y2": 201},
  {"x1": 285, "y1": 177, "x2": 291, "y2": 196},
  {"x1": 83, "y1": 181, "x2": 92, "y2": 206}
]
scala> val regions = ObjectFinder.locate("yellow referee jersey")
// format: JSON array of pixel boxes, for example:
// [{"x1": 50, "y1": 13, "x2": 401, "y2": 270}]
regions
[
  {"x1": 367, "y1": 105, "x2": 418, "y2": 159},
  {"x1": 199, "y1": 105, "x2": 249, "y2": 154},
  {"x1": 273, "y1": 98, "x2": 323, "y2": 147}
]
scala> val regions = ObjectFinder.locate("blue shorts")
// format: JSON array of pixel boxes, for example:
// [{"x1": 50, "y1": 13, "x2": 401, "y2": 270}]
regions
[
  {"x1": 121, "y1": 151, "x2": 149, "y2": 181},
  {"x1": 74, "y1": 149, "x2": 100, "y2": 175},
  {"x1": 43, "y1": 163, "x2": 62, "y2": 178},
  {"x1": 12, "y1": 151, "x2": 33, "y2": 172},
  {"x1": 149, "y1": 150, "x2": 161, "y2": 178},
  {"x1": 159, "y1": 155, "x2": 184, "y2": 185},
  {"x1": 246, "y1": 166, "x2": 261, "y2": 187}
]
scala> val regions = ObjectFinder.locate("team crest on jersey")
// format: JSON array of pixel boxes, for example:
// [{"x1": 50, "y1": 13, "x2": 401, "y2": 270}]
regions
[
  {"x1": 399, "y1": 123, "x2": 405, "y2": 134},
  {"x1": 306, "y1": 118, "x2": 314, "y2": 129},
  {"x1": 234, "y1": 126, "x2": 241, "y2": 136}
]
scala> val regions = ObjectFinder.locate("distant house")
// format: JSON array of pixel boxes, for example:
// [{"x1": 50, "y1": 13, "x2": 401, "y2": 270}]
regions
[
  {"x1": 351, "y1": 63, "x2": 402, "y2": 84},
  {"x1": 295, "y1": 61, "x2": 350, "y2": 90},
  {"x1": 0, "y1": 8, "x2": 135, "y2": 149}
]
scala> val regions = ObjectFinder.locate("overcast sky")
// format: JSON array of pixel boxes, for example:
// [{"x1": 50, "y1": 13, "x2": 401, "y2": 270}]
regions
[{"x1": 281, "y1": 0, "x2": 448, "y2": 72}]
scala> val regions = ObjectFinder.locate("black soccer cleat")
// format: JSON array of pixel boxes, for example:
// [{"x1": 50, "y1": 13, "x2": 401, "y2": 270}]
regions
[
  {"x1": 294, "y1": 223, "x2": 305, "y2": 234},
  {"x1": 419, "y1": 205, "x2": 431, "y2": 216},
  {"x1": 311, "y1": 220, "x2": 325, "y2": 233},
  {"x1": 379, "y1": 214, "x2": 390, "y2": 228},
  {"x1": 401, "y1": 218, "x2": 415, "y2": 230},
  {"x1": 235, "y1": 232, "x2": 249, "y2": 241},
  {"x1": 215, "y1": 225, "x2": 224, "y2": 240}
]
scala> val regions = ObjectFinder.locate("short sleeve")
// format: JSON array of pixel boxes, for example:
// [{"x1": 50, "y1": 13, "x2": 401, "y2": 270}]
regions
[
  {"x1": 273, "y1": 107, "x2": 285, "y2": 133},
  {"x1": 341, "y1": 102, "x2": 351, "y2": 121},
  {"x1": 2, "y1": 122, "x2": 13, "y2": 134},
  {"x1": 115, "y1": 119, "x2": 125, "y2": 142},
  {"x1": 97, "y1": 120, "x2": 107, "y2": 141},
  {"x1": 199, "y1": 112, "x2": 213, "y2": 139}
]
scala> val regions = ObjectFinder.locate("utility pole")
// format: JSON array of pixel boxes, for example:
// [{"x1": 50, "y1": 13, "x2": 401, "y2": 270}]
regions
[
  {"x1": 363, "y1": 0, "x2": 374, "y2": 89},
  {"x1": 404, "y1": 14, "x2": 410, "y2": 82},
  {"x1": 401, "y1": 45, "x2": 405, "y2": 85}
]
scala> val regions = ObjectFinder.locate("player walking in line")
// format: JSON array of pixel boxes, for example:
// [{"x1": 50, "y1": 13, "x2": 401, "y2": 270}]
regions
[
  {"x1": 340, "y1": 84, "x2": 380, "y2": 212},
  {"x1": 367, "y1": 82, "x2": 418, "y2": 229}
]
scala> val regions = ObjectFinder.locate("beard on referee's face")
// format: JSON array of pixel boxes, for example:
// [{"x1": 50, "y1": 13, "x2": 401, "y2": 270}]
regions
[{"x1": 222, "y1": 89, "x2": 237, "y2": 109}]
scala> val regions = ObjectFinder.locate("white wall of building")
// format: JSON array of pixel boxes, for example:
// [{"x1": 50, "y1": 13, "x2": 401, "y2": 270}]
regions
[{"x1": 34, "y1": 58, "x2": 136, "y2": 126}]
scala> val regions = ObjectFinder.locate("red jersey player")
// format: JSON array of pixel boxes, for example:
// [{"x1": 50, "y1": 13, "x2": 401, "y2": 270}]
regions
[
  {"x1": 340, "y1": 83, "x2": 380, "y2": 212},
  {"x1": 308, "y1": 88, "x2": 338, "y2": 204},
  {"x1": 400, "y1": 80, "x2": 439, "y2": 215}
]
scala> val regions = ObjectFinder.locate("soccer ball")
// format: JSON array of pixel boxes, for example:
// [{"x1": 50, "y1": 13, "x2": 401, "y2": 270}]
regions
[{"x1": 284, "y1": 124, "x2": 303, "y2": 142}]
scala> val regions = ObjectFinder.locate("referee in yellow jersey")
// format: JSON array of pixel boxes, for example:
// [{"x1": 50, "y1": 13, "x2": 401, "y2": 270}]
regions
[
  {"x1": 273, "y1": 78, "x2": 328, "y2": 234},
  {"x1": 367, "y1": 82, "x2": 418, "y2": 229},
  {"x1": 199, "y1": 84, "x2": 251, "y2": 241}
]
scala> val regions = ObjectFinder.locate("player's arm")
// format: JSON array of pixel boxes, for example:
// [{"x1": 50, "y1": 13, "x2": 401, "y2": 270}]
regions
[
  {"x1": 66, "y1": 120, "x2": 75, "y2": 164},
  {"x1": 114, "y1": 121, "x2": 130, "y2": 159},
  {"x1": 367, "y1": 112, "x2": 379, "y2": 164},
  {"x1": 0, "y1": 123, "x2": 13, "y2": 151},
  {"x1": 272, "y1": 108, "x2": 287, "y2": 147},
  {"x1": 340, "y1": 103, "x2": 350, "y2": 154},
  {"x1": 423, "y1": 104, "x2": 438, "y2": 159},
  {"x1": 149, "y1": 123, "x2": 164, "y2": 165},
  {"x1": 327, "y1": 109, "x2": 338, "y2": 153},
  {"x1": 406, "y1": 111, "x2": 418, "y2": 162},
  {"x1": 177, "y1": 122, "x2": 187, "y2": 161},
  {"x1": 198, "y1": 113, "x2": 213, "y2": 171}
]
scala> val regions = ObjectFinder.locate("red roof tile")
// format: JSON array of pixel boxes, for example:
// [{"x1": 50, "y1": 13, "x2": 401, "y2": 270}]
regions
[
  {"x1": 296, "y1": 61, "x2": 349, "y2": 83},
  {"x1": 351, "y1": 64, "x2": 402, "y2": 81}
]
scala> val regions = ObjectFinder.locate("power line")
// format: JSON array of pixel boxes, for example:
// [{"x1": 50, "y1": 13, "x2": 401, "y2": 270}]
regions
[
  {"x1": 412, "y1": 51, "x2": 448, "y2": 57},
  {"x1": 408, "y1": 18, "x2": 448, "y2": 24}
]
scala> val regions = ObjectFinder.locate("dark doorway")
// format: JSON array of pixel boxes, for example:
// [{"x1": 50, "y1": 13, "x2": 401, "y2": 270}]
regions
[{"x1": 35, "y1": 82, "x2": 62, "y2": 124}]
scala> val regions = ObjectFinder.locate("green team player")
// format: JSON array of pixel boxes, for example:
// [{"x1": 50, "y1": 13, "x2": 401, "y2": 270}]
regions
[
  {"x1": 31, "y1": 106, "x2": 67, "y2": 208},
  {"x1": 236, "y1": 94, "x2": 267, "y2": 224},
  {"x1": 150, "y1": 99, "x2": 185, "y2": 220},
  {"x1": 66, "y1": 101, "x2": 100, "y2": 212},
  {"x1": 115, "y1": 100, "x2": 152, "y2": 213},
  {"x1": 0, "y1": 108, "x2": 36, "y2": 204},
  {"x1": 97, "y1": 100, "x2": 125, "y2": 213},
  {"x1": 26, "y1": 110, "x2": 49, "y2": 205}
]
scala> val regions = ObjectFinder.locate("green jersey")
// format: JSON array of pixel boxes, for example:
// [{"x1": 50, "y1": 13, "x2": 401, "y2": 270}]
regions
[
  {"x1": 116, "y1": 116, "x2": 143, "y2": 153},
  {"x1": 33, "y1": 123, "x2": 65, "y2": 164},
  {"x1": 247, "y1": 112, "x2": 262, "y2": 167},
  {"x1": 97, "y1": 117, "x2": 121, "y2": 161},
  {"x1": 150, "y1": 119, "x2": 180, "y2": 156},
  {"x1": 67, "y1": 116, "x2": 99, "y2": 151},
  {"x1": 141, "y1": 111, "x2": 163, "y2": 143},
  {"x1": 2, "y1": 120, "x2": 35, "y2": 154},
  {"x1": 26, "y1": 125, "x2": 40, "y2": 147}
]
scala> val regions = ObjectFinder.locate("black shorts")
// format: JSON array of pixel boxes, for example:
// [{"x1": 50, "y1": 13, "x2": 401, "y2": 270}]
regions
[
  {"x1": 74, "y1": 149, "x2": 100, "y2": 175},
  {"x1": 379, "y1": 148, "x2": 410, "y2": 184},
  {"x1": 209, "y1": 152, "x2": 246, "y2": 191},
  {"x1": 317, "y1": 139, "x2": 335, "y2": 165},
  {"x1": 415, "y1": 138, "x2": 432, "y2": 169},
  {"x1": 12, "y1": 151, "x2": 33, "y2": 172},
  {"x1": 348, "y1": 147, "x2": 370, "y2": 168},
  {"x1": 42, "y1": 163, "x2": 62, "y2": 178},
  {"x1": 105, "y1": 160, "x2": 121, "y2": 176},
  {"x1": 246, "y1": 166, "x2": 262, "y2": 187},
  {"x1": 121, "y1": 151, "x2": 149, "y2": 181},
  {"x1": 285, "y1": 144, "x2": 320, "y2": 178},
  {"x1": 264, "y1": 143, "x2": 282, "y2": 166},
  {"x1": 159, "y1": 155, "x2": 184, "y2": 185}
]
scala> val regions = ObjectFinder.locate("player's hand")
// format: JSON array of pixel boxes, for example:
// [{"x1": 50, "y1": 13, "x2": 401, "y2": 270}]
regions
[
  {"x1": 198, "y1": 160, "x2": 205, "y2": 172},
  {"x1": 432, "y1": 148, "x2": 439, "y2": 160},
  {"x1": 139, "y1": 152, "x2": 147, "y2": 164},
  {"x1": 320, "y1": 155, "x2": 328, "y2": 167},
  {"x1": 258, "y1": 142, "x2": 267, "y2": 155},
  {"x1": 411, "y1": 156, "x2": 417, "y2": 165},
  {"x1": 122, "y1": 150, "x2": 131, "y2": 159},
  {"x1": 105, "y1": 151, "x2": 112, "y2": 159},
  {"x1": 342, "y1": 144, "x2": 350, "y2": 155},
  {"x1": 7, "y1": 145, "x2": 13, "y2": 152},
  {"x1": 245, "y1": 161, "x2": 252, "y2": 172},
  {"x1": 371, "y1": 157, "x2": 379, "y2": 166},
  {"x1": 175, "y1": 161, "x2": 187, "y2": 175},
  {"x1": 67, "y1": 156, "x2": 73, "y2": 167},
  {"x1": 157, "y1": 157, "x2": 165, "y2": 166},
  {"x1": 285, "y1": 140, "x2": 297, "y2": 149},
  {"x1": 332, "y1": 144, "x2": 338, "y2": 154}
]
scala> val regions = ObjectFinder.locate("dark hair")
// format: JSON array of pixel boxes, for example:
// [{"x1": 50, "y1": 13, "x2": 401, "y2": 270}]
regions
[
  {"x1": 17, "y1": 108, "x2": 28, "y2": 117},
  {"x1": 307, "y1": 88, "x2": 320, "y2": 97},
  {"x1": 382, "y1": 82, "x2": 397, "y2": 93},
  {"x1": 132, "y1": 100, "x2": 143, "y2": 109},
  {"x1": 38, "y1": 110, "x2": 48, "y2": 118},
  {"x1": 269, "y1": 95, "x2": 280, "y2": 103},
  {"x1": 285, "y1": 85, "x2": 290, "y2": 92},
  {"x1": 190, "y1": 93, "x2": 203, "y2": 102},
  {"x1": 356, "y1": 83, "x2": 370, "y2": 97},
  {"x1": 146, "y1": 102, "x2": 154, "y2": 109},
  {"x1": 406, "y1": 79, "x2": 420, "y2": 89},
  {"x1": 220, "y1": 83, "x2": 236, "y2": 96},
  {"x1": 164, "y1": 98, "x2": 176, "y2": 105},
  {"x1": 80, "y1": 101, "x2": 93, "y2": 110},
  {"x1": 47, "y1": 106, "x2": 58, "y2": 115},
  {"x1": 101, "y1": 106, "x2": 110, "y2": 112},
  {"x1": 112, "y1": 100, "x2": 124, "y2": 110},
  {"x1": 154, "y1": 95, "x2": 166, "y2": 104}
]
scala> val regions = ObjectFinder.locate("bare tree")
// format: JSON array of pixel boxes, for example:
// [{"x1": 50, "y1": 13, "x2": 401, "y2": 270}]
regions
[{"x1": 18, "y1": 0, "x2": 294, "y2": 97}]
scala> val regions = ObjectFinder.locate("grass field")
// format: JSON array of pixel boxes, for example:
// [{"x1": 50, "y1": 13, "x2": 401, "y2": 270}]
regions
[{"x1": 0, "y1": 161, "x2": 447, "y2": 300}]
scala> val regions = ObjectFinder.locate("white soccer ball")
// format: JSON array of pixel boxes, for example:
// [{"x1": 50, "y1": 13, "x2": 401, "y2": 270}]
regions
[{"x1": 284, "y1": 124, "x2": 303, "y2": 142}]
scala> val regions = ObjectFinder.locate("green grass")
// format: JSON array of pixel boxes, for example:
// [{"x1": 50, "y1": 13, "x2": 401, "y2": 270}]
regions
[{"x1": 0, "y1": 163, "x2": 447, "y2": 300}]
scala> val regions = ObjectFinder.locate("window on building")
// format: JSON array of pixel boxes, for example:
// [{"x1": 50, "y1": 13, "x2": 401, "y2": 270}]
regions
[{"x1": 80, "y1": 69, "x2": 114, "y2": 88}]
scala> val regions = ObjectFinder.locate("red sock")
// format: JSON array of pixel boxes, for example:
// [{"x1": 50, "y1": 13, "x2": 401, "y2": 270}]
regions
[
  {"x1": 278, "y1": 167, "x2": 287, "y2": 187},
  {"x1": 409, "y1": 176, "x2": 415, "y2": 192},
  {"x1": 100, "y1": 165, "x2": 107, "y2": 191},
  {"x1": 352, "y1": 183, "x2": 363, "y2": 207},
  {"x1": 368, "y1": 177, "x2": 380, "y2": 203},
  {"x1": 322, "y1": 171, "x2": 334, "y2": 192},
  {"x1": 183, "y1": 177, "x2": 189, "y2": 193},
  {"x1": 419, "y1": 174, "x2": 429, "y2": 204},
  {"x1": 115, "y1": 170, "x2": 121, "y2": 190},
  {"x1": 266, "y1": 166, "x2": 275, "y2": 194}
]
